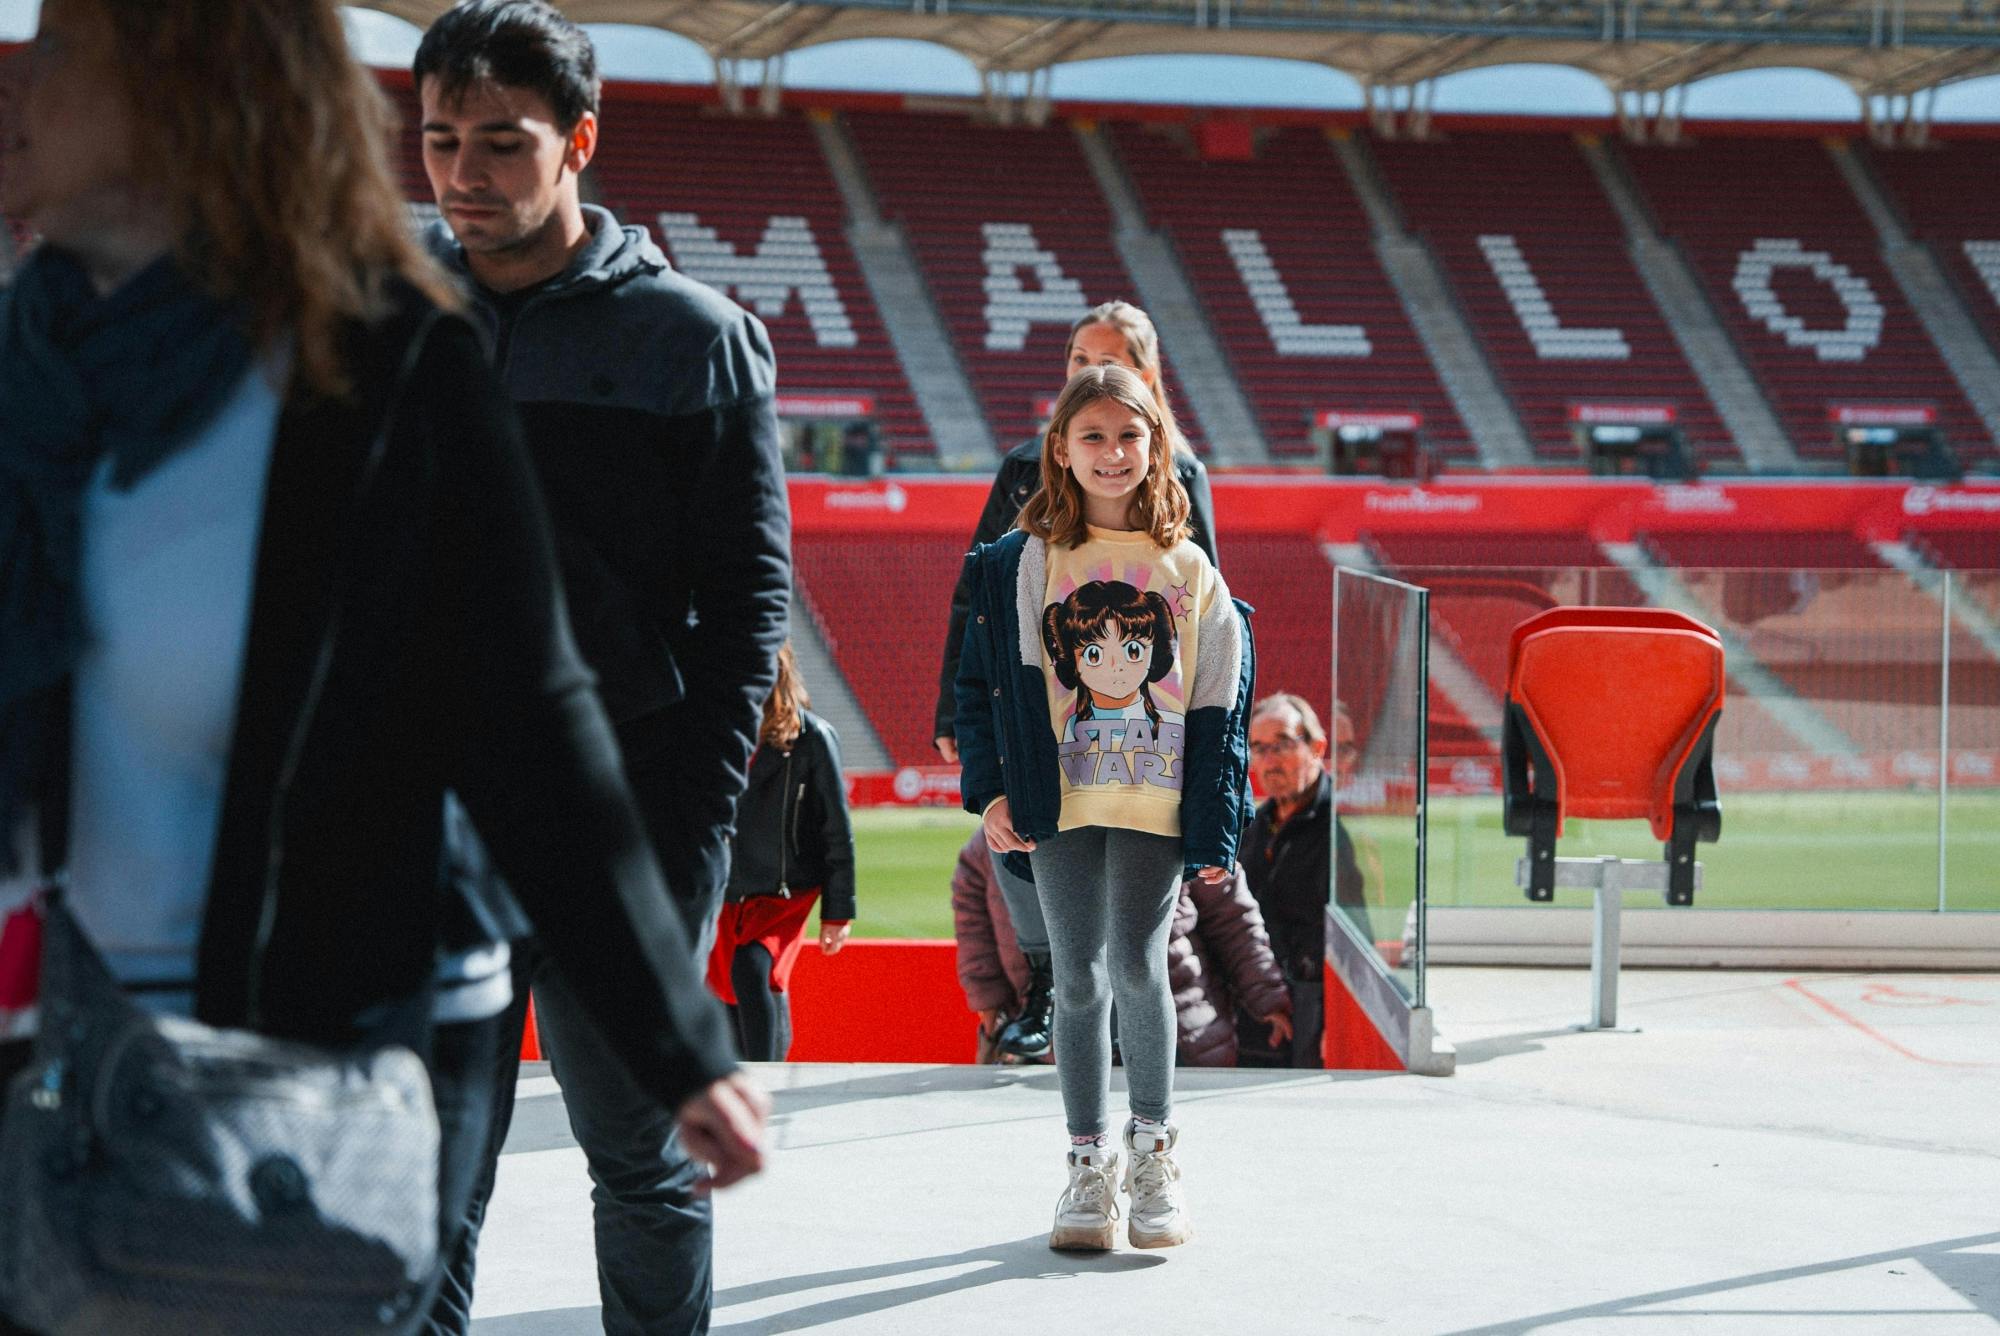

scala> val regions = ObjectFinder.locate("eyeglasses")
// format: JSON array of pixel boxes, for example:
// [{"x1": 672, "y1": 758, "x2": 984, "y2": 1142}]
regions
[{"x1": 1248, "y1": 736, "x2": 1307, "y2": 759}]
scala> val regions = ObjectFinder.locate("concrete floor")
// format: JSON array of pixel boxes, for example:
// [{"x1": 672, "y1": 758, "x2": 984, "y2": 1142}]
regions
[{"x1": 469, "y1": 967, "x2": 2000, "y2": 1334}]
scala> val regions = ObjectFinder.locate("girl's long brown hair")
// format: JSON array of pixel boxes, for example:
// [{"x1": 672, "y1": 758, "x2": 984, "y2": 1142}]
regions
[
  {"x1": 99, "y1": 0, "x2": 457, "y2": 394},
  {"x1": 1018, "y1": 365, "x2": 1191, "y2": 551},
  {"x1": 760, "y1": 643, "x2": 810, "y2": 750}
]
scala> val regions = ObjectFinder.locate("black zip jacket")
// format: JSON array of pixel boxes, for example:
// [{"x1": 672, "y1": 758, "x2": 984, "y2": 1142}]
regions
[
  {"x1": 724, "y1": 711, "x2": 857, "y2": 922},
  {"x1": 430, "y1": 208, "x2": 792, "y2": 935},
  {"x1": 87, "y1": 287, "x2": 737, "y2": 1109},
  {"x1": 1240, "y1": 772, "x2": 1371, "y2": 979},
  {"x1": 932, "y1": 437, "x2": 1217, "y2": 743}
]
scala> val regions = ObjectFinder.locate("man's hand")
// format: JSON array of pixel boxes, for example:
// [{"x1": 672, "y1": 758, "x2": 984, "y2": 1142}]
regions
[
  {"x1": 935, "y1": 735, "x2": 960, "y2": 765},
  {"x1": 819, "y1": 921, "x2": 851, "y2": 955},
  {"x1": 677, "y1": 1072, "x2": 770, "y2": 1194},
  {"x1": 1194, "y1": 865, "x2": 1230, "y2": 885},
  {"x1": 1263, "y1": 1010, "x2": 1295, "y2": 1047},
  {"x1": 982, "y1": 798, "x2": 1035, "y2": 854}
]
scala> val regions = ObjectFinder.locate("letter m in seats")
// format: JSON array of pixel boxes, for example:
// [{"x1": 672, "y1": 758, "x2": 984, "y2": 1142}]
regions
[{"x1": 657, "y1": 212, "x2": 859, "y2": 348}]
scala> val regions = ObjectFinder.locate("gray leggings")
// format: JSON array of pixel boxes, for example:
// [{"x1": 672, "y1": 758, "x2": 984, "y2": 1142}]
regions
[
  {"x1": 990, "y1": 847, "x2": 1049, "y2": 955},
  {"x1": 1029, "y1": 826, "x2": 1182, "y2": 1137}
]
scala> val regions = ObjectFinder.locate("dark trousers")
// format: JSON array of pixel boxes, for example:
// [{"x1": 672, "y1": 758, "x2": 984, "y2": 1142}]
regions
[
  {"x1": 436, "y1": 731, "x2": 731, "y2": 1335},
  {"x1": 0, "y1": 1012, "x2": 508, "y2": 1336},
  {"x1": 729, "y1": 943, "x2": 791, "y2": 1063}
]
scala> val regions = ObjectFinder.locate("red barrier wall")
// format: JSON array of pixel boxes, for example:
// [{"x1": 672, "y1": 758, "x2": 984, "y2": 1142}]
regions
[
  {"x1": 1322, "y1": 960, "x2": 1406, "y2": 1071},
  {"x1": 755, "y1": 938, "x2": 1406, "y2": 1070},
  {"x1": 784, "y1": 939, "x2": 978, "y2": 1063}
]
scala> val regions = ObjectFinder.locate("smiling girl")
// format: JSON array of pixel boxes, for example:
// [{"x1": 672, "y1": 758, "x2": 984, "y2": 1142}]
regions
[{"x1": 953, "y1": 365, "x2": 1252, "y2": 1253}]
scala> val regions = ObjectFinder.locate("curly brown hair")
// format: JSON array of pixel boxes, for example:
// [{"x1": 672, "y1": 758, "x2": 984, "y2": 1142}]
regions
[
  {"x1": 96, "y1": 0, "x2": 457, "y2": 394},
  {"x1": 1017, "y1": 365, "x2": 1191, "y2": 551}
]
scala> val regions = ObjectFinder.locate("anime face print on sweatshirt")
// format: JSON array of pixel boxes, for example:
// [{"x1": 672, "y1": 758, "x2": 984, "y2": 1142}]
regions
[
  {"x1": 1024, "y1": 528, "x2": 1235, "y2": 841},
  {"x1": 1042, "y1": 578, "x2": 1189, "y2": 793}
]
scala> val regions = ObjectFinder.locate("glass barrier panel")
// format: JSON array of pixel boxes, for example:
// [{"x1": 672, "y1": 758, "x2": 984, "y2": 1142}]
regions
[
  {"x1": 1333, "y1": 568, "x2": 1426, "y2": 1004},
  {"x1": 1407, "y1": 566, "x2": 1956, "y2": 913},
  {"x1": 1944, "y1": 570, "x2": 2000, "y2": 912}
]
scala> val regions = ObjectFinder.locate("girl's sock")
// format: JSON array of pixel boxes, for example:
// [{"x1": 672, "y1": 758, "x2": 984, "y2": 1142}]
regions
[
  {"x1": 1130, "y1": 1115, "x2": 1171, "y2": 1137},
  {"x1": 1069, "y1": 1131, "x2": 1110, "y2": 1158}
]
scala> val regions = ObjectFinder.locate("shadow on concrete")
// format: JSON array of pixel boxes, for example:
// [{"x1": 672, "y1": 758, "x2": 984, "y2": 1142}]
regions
[
  {"x1": 472, "y1": 1309, "x2": 600, "y2": 1334},
  {"x1": 711, "y1": 1233, "x2": 1168, "y2": 1333},
  {"x1": 758, "y1": 1063, "x2": 1368, "y2": 1118},
  {"x1": 1448, "y1": 1027, "x2": 1586, "y2": 1068},
  {"x1": 1440, "y1": 1230, "x2": 2000, "y2": 1333}
]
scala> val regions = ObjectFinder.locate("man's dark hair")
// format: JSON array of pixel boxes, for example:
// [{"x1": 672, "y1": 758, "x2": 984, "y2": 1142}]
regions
[{"x1": 413, "y1": 0, "x2": 601, "y2": 131}]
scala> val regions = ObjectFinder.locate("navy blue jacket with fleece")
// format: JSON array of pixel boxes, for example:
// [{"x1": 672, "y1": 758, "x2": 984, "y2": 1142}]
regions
[{"x1": 953, "y1": 528, "x2": 1255, "y2": 882}]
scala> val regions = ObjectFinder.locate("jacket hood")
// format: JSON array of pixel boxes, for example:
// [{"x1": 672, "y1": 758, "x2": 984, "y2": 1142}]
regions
[{"x1": 424, "y1": 203, "x2": 668, "y2": 299}]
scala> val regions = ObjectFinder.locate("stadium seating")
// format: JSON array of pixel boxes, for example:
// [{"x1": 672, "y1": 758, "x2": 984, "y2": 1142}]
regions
[
  {"x1": 791, "y1": 533, "x2": 973, "y2": 770},
  {"x1": 585, "y1": 100, "x2": 931, "y2": 462},
  {"x1": 386, "y1": 86, "x2": 930, "y2": 461},
  {"x1": 1503, "y1": 608, "x2": 1724, "y2": 902},
  {"x1": 845, "y1": 111, "x2": 1203, "y2": 454},
  {"x1": 1109, "y1": 123, "x2": 1472, "y2": 460},
  {"x1": 1367, "y1": 132, "x2": 1735, "y2": 465},
  {"x1": 1640, "y1": 529, "x2": 1997, "y2": 752},
  {"x1": 1865, "y1": 138, "x2": 2000, "y2": 363},
  {"x1": 1621, "y1": 137, "x2": 1993, "y2": 465},
  {"x1": 1218, "y1": 535, "x2": 1334, "y2": 729},
  {"x1": 1913, "y1": 529, "x2": 2000, "y2": 622}
]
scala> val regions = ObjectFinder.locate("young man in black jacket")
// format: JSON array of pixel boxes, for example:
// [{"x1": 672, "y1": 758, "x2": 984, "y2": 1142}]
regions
[{"x1": 413, "y1": 4, "x2": 790, "y2": 1333}]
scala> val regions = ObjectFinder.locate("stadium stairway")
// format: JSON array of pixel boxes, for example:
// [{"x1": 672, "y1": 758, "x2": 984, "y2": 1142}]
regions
[
  {"x1": 1073, "y1": 123, "x2": 1269, "y2": 463},
  {"x1": 1325, "y1": 542, "x2": 1504, "y2": 756},
  {"x1": 810, "y1": 113, "x2": 999, "y2": 465},
  {"x1": 1869, "y1": 538, "x2": 2000, "y2": 701},
  {"x1": 1867, "y1": 137, "x2": 2000, "y2": 361},
  {"x1": 1330, "y1": 133, "x2": 1538, "y2": 469},
  {"x1": 846, "y1": 110, "x2": 1203, "y2": 455},
  {"x1": 786, "y1": 589, "x2": 894, "y2": 772},
  {"x1": 1599, "y1": 540, "x2": 1859, "y2": 757},
  {"x1": 582, "y1": 98, "x2": 933, "y2": 464},
  {"x1": 1623, "y1": 136, "x2": 1991, "y2": 466},
  {"x1": 1828, "y1": 141, "x2": 2000, "y2": 453},
  {"x1": 1108, "y1": 121, "x2": 1483, "y2": 463},
  {"x1": 1368, "y1": 131, "x2": 1738, "y2": 468},
  {"x1": 1582, "y1": 139, "x2": 1797, "y2": 470}
]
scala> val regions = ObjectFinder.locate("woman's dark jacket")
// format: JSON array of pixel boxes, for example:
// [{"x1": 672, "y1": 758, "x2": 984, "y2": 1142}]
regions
[
  {"x1": 953, "y1": 528, "x2": 1254, "y2": 883},
  {"x1": 40, "y1": 288, "x2": 736, "y2": 1109},
  {"x1": 724, "y1": 710, "x2": 857, "y2": 922},
  {"x1": 1169, "y1": 865, "x2": 1289, "y2": 1067},
  {"x1": 932, "y1": 438, "x2": 1216, "y2": 744}
]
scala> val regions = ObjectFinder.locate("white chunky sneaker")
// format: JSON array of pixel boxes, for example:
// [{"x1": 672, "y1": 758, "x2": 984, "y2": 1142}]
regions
[
  {"x1": 1048, "y1": 1146, "x2": 1121, "y2": 1251},
  {"x1": 1123, "y1": 1122, "x2": 1192, "y2": 1249}
]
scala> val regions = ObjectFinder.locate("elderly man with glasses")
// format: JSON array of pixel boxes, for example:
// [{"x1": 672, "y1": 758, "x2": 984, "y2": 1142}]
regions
[{"x1": 1235, "y1": 693, "x2": 1371, "y2": 1066}]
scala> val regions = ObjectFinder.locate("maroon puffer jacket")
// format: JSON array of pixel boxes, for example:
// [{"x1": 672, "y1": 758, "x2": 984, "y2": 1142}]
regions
[
  {"x1": 951, "y1": 830, "x2": 1029, "y2": 1014},
  {"x1": 1170, "y1": 866, "x2": 1291, "y2": 1067}
]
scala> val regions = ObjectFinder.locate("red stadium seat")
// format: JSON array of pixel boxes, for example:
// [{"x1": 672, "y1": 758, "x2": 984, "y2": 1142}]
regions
[{"x1": 1503, "y1": 607, "x2": 1724, "y2": 904}]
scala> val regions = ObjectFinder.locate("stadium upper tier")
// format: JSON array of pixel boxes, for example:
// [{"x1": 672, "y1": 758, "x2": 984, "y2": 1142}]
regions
[{"x1": 378, "y1": 83, "x2": 1999, "y2": 474}]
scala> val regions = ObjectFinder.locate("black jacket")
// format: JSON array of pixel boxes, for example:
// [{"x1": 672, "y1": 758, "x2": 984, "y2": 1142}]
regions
[
  {"x1": 37, "y1": 287, "x2": 736, "y2": 1108},
  {"x1": 1240, "y1": 772, "x2": 1370, "y2": 979},
  {"x1": 932, "y1": 437, "x2": 1217, "y2": 743},
  {"x1": 725, "y1": 711, "x2": 857, "y2": 922},
  {"x1": 430, "y1": 207, "x2": 792, "y2": 926}
]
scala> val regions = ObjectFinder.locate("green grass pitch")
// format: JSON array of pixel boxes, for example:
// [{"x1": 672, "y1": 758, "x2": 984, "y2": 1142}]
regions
[{"x1": 845, "y1": 791, "x2": 1999, "y2": 940}]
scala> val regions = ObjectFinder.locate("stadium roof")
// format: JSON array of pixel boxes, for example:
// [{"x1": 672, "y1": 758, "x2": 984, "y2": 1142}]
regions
[{"x1": 365, "y1": 0, "x2": 2000, "y2": 101}]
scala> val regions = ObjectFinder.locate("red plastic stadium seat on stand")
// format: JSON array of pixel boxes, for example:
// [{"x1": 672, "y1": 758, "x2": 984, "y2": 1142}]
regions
[{"x1": 1502, "y1": 608, "x2": 1724, "y2": 906}]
